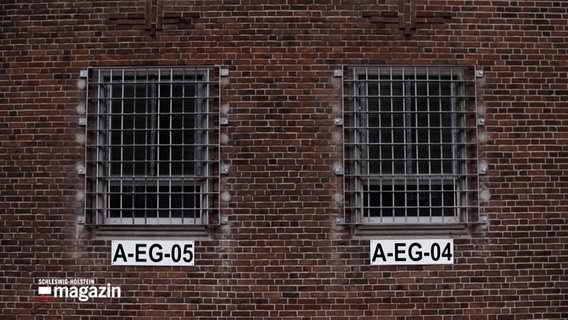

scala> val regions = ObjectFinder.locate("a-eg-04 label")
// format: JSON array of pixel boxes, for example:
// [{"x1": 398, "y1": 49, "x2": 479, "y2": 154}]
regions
[{"x1": 370, "y1": 239, "x2": 453, "y2": 265}]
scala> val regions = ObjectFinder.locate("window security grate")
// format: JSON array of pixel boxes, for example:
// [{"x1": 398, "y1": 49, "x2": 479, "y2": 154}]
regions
[
  {"x1": 86, "y1": 67, "x2": 218, "y2": 225},
  {"x1": 343, "y1": 66, "x2": 478, "y2": 224}
]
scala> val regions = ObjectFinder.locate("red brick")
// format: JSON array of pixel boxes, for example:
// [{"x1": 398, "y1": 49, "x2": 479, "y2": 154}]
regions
[{"x1": 1, "y1": 0, "x2": 568, "y2": 319}]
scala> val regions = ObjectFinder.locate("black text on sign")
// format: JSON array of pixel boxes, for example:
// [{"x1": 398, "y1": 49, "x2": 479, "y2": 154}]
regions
[{"x1": 370, "y1": 239, "x2": 453, "y2": 265}]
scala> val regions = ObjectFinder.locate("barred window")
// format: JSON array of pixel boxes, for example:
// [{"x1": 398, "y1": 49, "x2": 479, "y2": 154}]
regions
[
  {"x1": 344, "y1": 66, "x2": 477, "y2": 225},
  {"x1": 86, "y1": 67, "x2": 217, "y2": 225}
]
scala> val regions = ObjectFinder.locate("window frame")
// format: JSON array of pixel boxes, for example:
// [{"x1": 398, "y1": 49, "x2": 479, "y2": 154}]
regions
[
  {"x1": 86, "y1": 67, "x2": 218, "y2": 228},
  {"x1": 342, "y1": 65, "x2": 478, "y2": 231}
]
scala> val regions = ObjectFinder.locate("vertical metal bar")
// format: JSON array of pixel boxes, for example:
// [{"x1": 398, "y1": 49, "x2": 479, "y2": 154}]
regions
[
  {"x1": 191, "y1": 69, "x2": 197, "y2": 224},
  {"x1": 92, "y1": 70, "x2": 96, "y2": 224},
  {"x1": 203, "y1": 68, "x2": 210, "y2": 225},
  {"x1": 405, "y1": 66, "x2": 412, "y2": 220},
  {"x1": 450, "y1": 68, "x2": 458, "y2": 222},
  {"x1": 150, "y1": 72, "x2": 157, "y2": 180},
  {"x1": 427, "y1": 67, "x2": 433, "y2": 221},
  {"x1": 108, "y1": 69, "x2": 114, "y2": 224},
  {"x1": 339, "y1": 65, "x2": 346, "y2": 223},
  {"x1": 106, "y1": 72, "x2": 111, "y2": 224},
  {"x1": 93, "y1": 69, "x2": 99, "y2": 224},
  {"x1": 364, "y1": 68, "x2": 369, "y2": 222},
  {"x1": 169, "y1": 68, "x2": 174, "y2": 225},
  {"x1": 124, "y1": 69, "x2": 131, "y2": 224},
  {"x1": 196, "y1": 68, "x2": 200, "y2": 225},
  {"x1": 387, "y1": 66, "x2": 394, "y2": 221},
  {"x1": 376, "y1": 66, "x2": 382, "y2": 182},
  {"x1": 363, "y1": 67, "x2": 370, "y2": 222},
  {"x1": 441, "y1": 67, "x2": 446, "y2": 220},
  {"x1": 352, "y1": 68, "x2": 362, "y2": 223},
  {"x1": 95, "y1": 69, "x2": 103, "y2": 224},
  {"x1": 456, "y1": 68, "x2": 464, "y2": 222}
]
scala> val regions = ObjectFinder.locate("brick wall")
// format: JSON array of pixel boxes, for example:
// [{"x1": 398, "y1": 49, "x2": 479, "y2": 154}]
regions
[{"x1": 1, "y1": 0, "x2": 567, "y2": 319}]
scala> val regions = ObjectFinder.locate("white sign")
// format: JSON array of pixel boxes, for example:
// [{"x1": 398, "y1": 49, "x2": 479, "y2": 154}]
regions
[
  {"x1": 370, "y1": 239, "x2": 453, "y2": 265},
  {"x1": 111, "y1": 240, "x2": 195, "y2": 266}
]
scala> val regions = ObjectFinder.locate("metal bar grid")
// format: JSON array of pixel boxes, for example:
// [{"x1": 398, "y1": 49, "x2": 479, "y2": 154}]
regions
[
  {"x1": 86, "y1": 67, "x2": 218, "y2": 225},
  {"x1": 342, "y1": 65, "x2": 478, "y2": 224}
]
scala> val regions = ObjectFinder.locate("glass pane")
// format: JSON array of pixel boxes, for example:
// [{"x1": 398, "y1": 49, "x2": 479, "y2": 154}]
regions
[
  {"x1": 110, "y1": 83, "x2": 152, "y2": 176},
  {"x1": 364, "y1": 184, "x2": 455, "y2": 218},
  {"x1": 109, "y1": 185, "x2": 200, "y2": 219},
  {"x1": 368, "y1": 78, "x2": 405, "y2": 174},
  {"x1": 157, "y1": 83, "x2": 196, "y2": 176}
]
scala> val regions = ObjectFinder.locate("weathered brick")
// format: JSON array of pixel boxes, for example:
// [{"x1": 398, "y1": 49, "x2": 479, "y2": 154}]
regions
[{"x1": 1, "y1": 0, "x2": 568, "y2": 319}]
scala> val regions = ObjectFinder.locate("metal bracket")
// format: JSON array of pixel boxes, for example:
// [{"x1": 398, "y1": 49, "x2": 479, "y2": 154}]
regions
[
  {"x1": 333, "y1": 118, "x2": 343, "y2": 126},
  {"x1": 476, "y1": 118, "x2": 486, "y2": 126},
  {"x1": 220, "y1": 68, "x2": 230, "y2": 77},
  {"x1": 478, "y1": 161, "x2": 488, "y2": 175},
  {"x1": 78, "y1": 118, "x2": 87, "y2": 126},
  {"x1": 77, "y1": 216, "x2": 86, "y2": 224},
  {"x1": 220, "y1": 118, "x2": 229, "y2": 125},
  {"x1": 475, "y1": 70, "x2": 484, "y2": 78},
  {"x1": 333, "y1": 69, "x2": 343, "y2": 77},
  {"x1": 333, "y1": 165, "x2": 344, "y2": 176},
  {"x1": 220, "y1": 164, "x2": 230, "y2": 175},
  {"x1": 79, "y1": 70, "x2": 88, "y2": 78},
  {"x1": 478, "y1": 215, "x2": 488, "y2": 224},
  {"x1": 220, "y1": 215, "x2": 229, "y2": 225},
  {"x1": 77, "y1": 164, "x2": 86, "y2": 175},
  {"x1": 335, "y1": 217, "x2": 346, "y2": 225}
]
